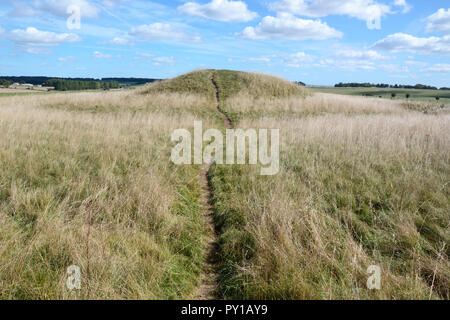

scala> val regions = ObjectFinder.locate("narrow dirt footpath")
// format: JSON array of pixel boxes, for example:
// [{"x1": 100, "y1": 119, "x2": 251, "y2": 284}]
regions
[
  {"x1": 192, "y1": 72, "x2": 231, "y2": 300},
  {"x1": 194, "y1": 163, "x2": 219, "y2": 300},
  {"x1": 211, "y1": 72, "x2": 232, "y2": 129}
]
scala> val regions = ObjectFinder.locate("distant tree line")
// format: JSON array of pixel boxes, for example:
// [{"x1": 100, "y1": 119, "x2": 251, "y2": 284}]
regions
[
  {"x1": 0, "y1": 76, "x2": 102, "y2": 85},
  {"x1": 102, "y1": 78, "x2": 160, "y2": 85},
  {"x1": 44, "y1": 79, "x2": 120, "y2": 91},
  {"x1": 0, "y1": 78, "x2": 12, "y2": 87},
  {"x1": 0, "y1": 76, "x2": 52, "y2": 85},
  {"x1": 334, "y1": 82, "x2": 445, "y2": 90}
]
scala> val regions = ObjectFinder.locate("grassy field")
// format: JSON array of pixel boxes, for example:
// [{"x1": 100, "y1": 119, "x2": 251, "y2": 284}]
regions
[
  {"x1": 209, "y1": 71, "x2": 449, "y2": 299},
  {"x1": 0, "y1": 90, "x2": 50, "y2": 97},
  {"x1": 309, "y1": 86, "x2": 450, "y2": 105},
  {"x1": 0, "y1": 88, "x2": 133, "y2": 97},
  {"x1": 0, "y1": 70, "x2": 224, "y2": 299},
  {"x1": 0, "y1": 70, "x2": 448, "y2": 300}
]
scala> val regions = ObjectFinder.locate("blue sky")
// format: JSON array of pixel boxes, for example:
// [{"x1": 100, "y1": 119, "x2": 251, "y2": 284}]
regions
[{"x1": 0, "y1": 0, "x2": 449, "y2": 86}]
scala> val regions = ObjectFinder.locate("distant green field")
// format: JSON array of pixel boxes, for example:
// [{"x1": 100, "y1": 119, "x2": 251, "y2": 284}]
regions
[
  {"x1": 309, "y1": 86, "x2": 450, "y2": 104},
  {"x1": 0, "y1": 92, "x2": 50, "y2": 97}
]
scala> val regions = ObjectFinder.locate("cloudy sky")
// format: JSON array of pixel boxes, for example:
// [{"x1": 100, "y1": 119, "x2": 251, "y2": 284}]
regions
[{"x1": 0, "y1": 0, "x2": 449, "y2": 86}]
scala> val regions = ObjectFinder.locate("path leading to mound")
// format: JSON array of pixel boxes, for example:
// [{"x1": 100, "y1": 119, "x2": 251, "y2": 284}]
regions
[
  {"x1": 195, "y1": 163, "x2": 219, "y2": 300},
  {"x1": 193, "y1": 72, "x2": 231, "y2": 300},
  {"x1": 211, "y1": 72, "x2": 232, "y2": 129}
]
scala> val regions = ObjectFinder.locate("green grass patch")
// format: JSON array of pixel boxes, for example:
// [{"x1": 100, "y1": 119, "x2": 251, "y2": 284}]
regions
[{"x1": 310, "y1": 86, "x2": 450, "y2": 105}]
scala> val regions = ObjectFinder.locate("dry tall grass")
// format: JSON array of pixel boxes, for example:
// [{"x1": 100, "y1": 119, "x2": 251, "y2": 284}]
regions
[
  {"x1": 226, "y1": 92, "x2": 408, "y2": 117},
  {"x1": 209, "y1": 77, "x2": 449, "y2": 299},
  {"x1": 0, "y1": 90, "x2": 213, "y2": 117},
  {"x1": 1, "y1": 69, "x2": 448, "y2": 300},
  {"x1": 0, "y1": 87, "x2": 221, "y2": 299}
]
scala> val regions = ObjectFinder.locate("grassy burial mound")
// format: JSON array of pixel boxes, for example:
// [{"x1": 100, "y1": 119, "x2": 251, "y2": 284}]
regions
[
  {"x1": 140, "y1": 69, "x2": 309, "y2": 123},
  {"x1": 212, "y1": 70, "x2": 309, "y2": 123},
  {"x1": 140, "y1": 69, "x2": 216, "y2": 99},
  {"x1": 212, "y1": 70, "x2": 308, "y2": 100},
  {"x1": 141, "y1": 69, "x2": 308, "y2": 100}
]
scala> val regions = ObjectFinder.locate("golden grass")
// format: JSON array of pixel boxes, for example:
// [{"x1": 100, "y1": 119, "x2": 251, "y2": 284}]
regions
[
  {"x1": 209, "y1": 81, "x2": 449, "y2": 299},
  {"x1": 224, "y1": 71, "x2": 309, "y2": 99},
  {"x1": 0, "y1": 86, "x2": 220, "y2": 299},
  {"x1": 226, "y1": 92, "x2": 409, "y2": 117},
  {"x1": 139, "y1": 69, "x2": 216, "y2": 99},
  {"x1": 1, "y1": 69, "x2": 448, "y2": 300},
  {"x1": 0, "y1": 90, "x2": 213, "y2": 117}
]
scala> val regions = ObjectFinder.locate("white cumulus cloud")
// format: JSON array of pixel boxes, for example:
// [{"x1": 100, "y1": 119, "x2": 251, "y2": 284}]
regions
[
  {"x1": 283, "y1": 52, "x2": 315, "y2": 67},
  {"x1": 239, "y1": 13, "x2": 342, "y2": 41},
  {"x1": 8, "y1": 1, "x2": 39, "y2": 17},
  {"x1": 178, "y1": 0, "x2": 258, "y2": 22},
  {"x1": 35, "y1": 0, "x2": 99, "y2": 18},
  {"x1": 130, "y1": 23, "x2": 201, "y2": 42},
  {"x1": 334, "y1": 49, "x2": 387, "y2": 60},
  {"x1": 8, "y1": 27, "x2": 81, "y2": 47},
  {"x1": 422, "y1": 63, "x2": 450, "y2": 73},
  {"x1": 372, "y1": 33, "x2": 450, "y2": 55},
  {"x1": 426, "y1": 8, "x2": 450, "y2": 34},
  {"x1": 270, "y1": 0, "x2": 395, "y2": 29},
  {"x1": 393, "y1": 0, "x2": 411, "y2": 13}
]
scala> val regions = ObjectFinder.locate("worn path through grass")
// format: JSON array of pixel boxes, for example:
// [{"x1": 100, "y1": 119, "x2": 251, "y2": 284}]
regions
[{"x1": 192, "y1": 71, "x2": 232, "y2": 299}]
